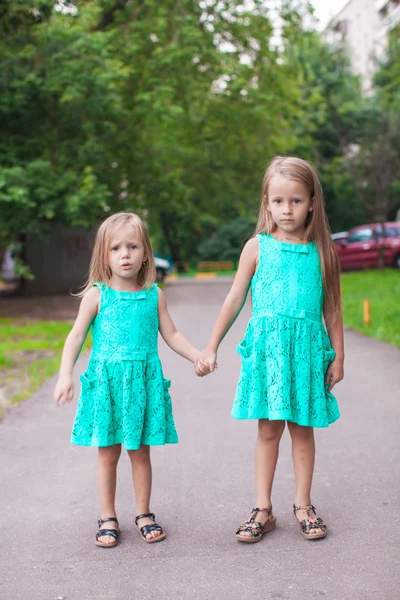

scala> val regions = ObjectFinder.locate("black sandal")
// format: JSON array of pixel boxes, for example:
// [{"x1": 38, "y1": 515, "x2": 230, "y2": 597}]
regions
[
  {"x1": 95, "y1": 517, "x2": 120, "y2": 548},
  {"x1": 236, "y1": 507, "x2": 277, "y2": 543},
  {"x1": 135, "y1": 512, "x2": 166, "y2": 543},
  {"x1": 293, "y1": 504, "x2": 327, "y2": 540}
]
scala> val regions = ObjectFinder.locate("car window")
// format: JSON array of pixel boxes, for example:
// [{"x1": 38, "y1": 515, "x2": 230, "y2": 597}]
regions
[
  {"x1": 347, "y1": 228, "x2": 373, "y2": 243},
  {"x1": 385, "y1": 227, "x2": 400, "y2": 237}
]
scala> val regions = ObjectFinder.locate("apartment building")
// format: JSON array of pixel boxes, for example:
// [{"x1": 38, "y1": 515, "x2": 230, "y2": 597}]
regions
[{"x1": 323, "y1": 0, "x2": 400, "y2": 89}]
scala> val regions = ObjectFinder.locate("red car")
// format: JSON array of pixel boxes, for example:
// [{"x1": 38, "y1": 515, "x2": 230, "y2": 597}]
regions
[{"x1": 334, "y1": 222, "x2": 400, "y2": 271}]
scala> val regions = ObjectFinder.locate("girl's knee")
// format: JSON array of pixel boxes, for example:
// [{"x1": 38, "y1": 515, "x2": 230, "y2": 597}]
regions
[
  {"x1": 128, "y1": 444, "x2": 150, "y2": 463},
  {"x1": 287, "y1": 422, "x2": 314, "y2": 440},
  {"x1": 98, "y1": 444, "x2": 122, "y2": 467},
  {"x1": 258, "y1": 419, "x2": 285, "y2": 442}
]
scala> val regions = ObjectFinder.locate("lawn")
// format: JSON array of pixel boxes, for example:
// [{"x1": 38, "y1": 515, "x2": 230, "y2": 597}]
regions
[
  {"x1": 0, "y1": 318, "x2": 91, "y2": 410},
  {"x1": 341, "y1": 269, "x2": 400, "y2": 348}
]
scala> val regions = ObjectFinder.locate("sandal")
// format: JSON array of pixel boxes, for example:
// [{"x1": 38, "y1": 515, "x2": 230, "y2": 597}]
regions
[
  {"x1": 236, "y1": 507, "x2": 277, "y2": 543},
  {"x1": 95, "y1": 517, "x2": 120, "y2": 548},
  {"x1": 293, "y1": 504, "x2": 327, "y2": 540},
  {"x1": 135, "y1": 512, "x2": 166, "y2": 543}
]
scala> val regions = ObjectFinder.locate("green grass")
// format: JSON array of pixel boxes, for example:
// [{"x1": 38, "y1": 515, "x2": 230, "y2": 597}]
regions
[
  {"x1": 0, "y1": 318, "x2": 91, "y2": 406},
  {"x1": 341, "y1": 269, "x2": 400, "y2": 347}
]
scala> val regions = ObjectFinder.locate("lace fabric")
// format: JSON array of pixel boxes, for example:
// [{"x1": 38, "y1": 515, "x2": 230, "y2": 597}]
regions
[
  {"x1": 71, "y1": 283, "x2": 178, "y2": 449},
  {"x1": 232, "y1": 234, "x2": 340, "y2": 427}
]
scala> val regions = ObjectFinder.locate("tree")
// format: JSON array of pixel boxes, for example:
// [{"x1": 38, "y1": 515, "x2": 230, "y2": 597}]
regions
[
  {"x1": 346, "y1": 26, "x2": 400, "y2": 265},
  {"x1": 279, "y1": 12, "x2": 367, "y2": 232}
]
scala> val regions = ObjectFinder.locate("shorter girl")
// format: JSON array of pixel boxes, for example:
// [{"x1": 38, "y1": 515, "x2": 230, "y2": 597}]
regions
[
  {"x1": 198, "y1": 156, "x2": 344, "y2": 542},
  {"x1": 54, "y1": 212, "x2": 207, "y2": 547}
]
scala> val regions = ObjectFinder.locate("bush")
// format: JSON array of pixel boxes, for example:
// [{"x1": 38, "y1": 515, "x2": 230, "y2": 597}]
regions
[{"x1": 197, "y1": 216, "x2": 256, "y2": 262}]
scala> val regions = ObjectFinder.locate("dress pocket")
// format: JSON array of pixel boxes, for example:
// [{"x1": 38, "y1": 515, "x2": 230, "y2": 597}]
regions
[
  {"x1": 237, "y1": 338, "x2": 252, "y2": 359},
  {"x1": 323, "y1": 348, "x2": 336, "y2": 373},
  {"x1": 80, "y1": 372, "x2": 95, "y2": 391},
  {"x1": 162, "y1": 378, "x2": 173, "y2": 409}
]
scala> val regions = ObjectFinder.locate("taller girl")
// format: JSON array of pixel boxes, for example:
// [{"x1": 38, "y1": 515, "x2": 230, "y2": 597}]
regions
[{"x1": 199, "y1": 156, "x2": 344, "y2": 541}]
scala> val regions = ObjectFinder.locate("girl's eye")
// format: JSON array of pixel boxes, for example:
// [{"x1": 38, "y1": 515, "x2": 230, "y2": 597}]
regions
[
  {"x1": 293, "y1": 199, "x2": 301, "y2": 204},
  {"x1": 274, "y1": 199, "x2": 282, "y2": 203},
  {"x1": 111, "y1": 246, "x2": 119, "y2": 251},
  {"x1": 130, "y1": 245, "x2": 138, "y2": 250}
]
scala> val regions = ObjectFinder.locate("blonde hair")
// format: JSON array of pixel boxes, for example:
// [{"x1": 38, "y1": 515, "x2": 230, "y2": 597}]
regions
[
  {"x1": 255, "y1": 156, "x2": 341, "y2": 320},
  {"x1": 79, "y1": 212, "x2": 156, "y2": 296}
]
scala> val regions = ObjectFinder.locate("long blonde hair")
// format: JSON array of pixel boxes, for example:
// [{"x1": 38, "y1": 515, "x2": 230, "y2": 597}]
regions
[
  {"x1": 79, "y1": 212, "x2": 156, "y2": 296},
  {"x1": 255, "y1": 156, "x2": 341, "y2": 320}
]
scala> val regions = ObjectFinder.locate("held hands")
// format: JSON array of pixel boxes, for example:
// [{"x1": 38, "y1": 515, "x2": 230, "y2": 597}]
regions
[
  {"x1": 54, "y1": 374, "x2": 74, "y2": 405},
  {"x1": 194, "y1": 348, "x2": 218, "y2": 377},
  {"x1": 325, "y1": 357, "x2": 344, "y2": 393}
]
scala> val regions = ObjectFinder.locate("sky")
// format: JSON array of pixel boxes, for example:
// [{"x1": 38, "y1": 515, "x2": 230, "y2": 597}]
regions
[{"x1": 310, "y1": 0, "x2": 350, "y2": 30}]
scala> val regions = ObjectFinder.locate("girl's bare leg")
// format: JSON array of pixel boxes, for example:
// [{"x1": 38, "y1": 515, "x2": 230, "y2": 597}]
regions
[
  {"x1": 97, "y1": 444, "x2": 122, "y2": 543},
  {"x1": 239, "y1": 419, "x2": 285, "y2": 537},
  {"x1": 287, "y1": 422, "x2": 321, "y2": 534},
  {"x1": 127, "y1": 445, "x2": 161, "y2": 540}
]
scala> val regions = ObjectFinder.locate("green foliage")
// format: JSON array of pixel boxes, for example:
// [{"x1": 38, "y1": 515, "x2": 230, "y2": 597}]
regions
[
  {"x1": 1, "y1": 0, "x2": 386, "y2": 268},
  {"x1": 346, "y1": 26, "x2": 400, "y2": 226},
  {"x1": 198, "y1": 216, "x2": 256, "y2": 262}
]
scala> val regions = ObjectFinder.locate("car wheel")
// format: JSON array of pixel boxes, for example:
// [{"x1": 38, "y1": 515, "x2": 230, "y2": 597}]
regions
[
  {"x1": 394, "y1": 254, "x2": 400, "y2": 269},
  {"x1": 156, "y1": 267, "x2": 165, "y2": 282}
]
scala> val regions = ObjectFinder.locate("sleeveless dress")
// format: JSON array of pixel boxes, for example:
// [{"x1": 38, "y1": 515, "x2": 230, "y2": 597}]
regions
[
  {"x1": 71, "y1": 283, "x2": 178, "y2": 449},
  {"x1": 232, "y1": 234, "x2": 340, "y2": 427}
]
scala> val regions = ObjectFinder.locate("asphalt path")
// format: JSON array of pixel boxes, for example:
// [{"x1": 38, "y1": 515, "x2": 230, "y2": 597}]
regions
[{"x1": 1, "y1": 278, "x2": 399, "y2": 600}]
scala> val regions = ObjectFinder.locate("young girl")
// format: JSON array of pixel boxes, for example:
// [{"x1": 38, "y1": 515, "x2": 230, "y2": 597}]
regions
[
  {"x1": 54, "y1": 212, "x2": 207, "y2": 548},
  {"x1": 197, "y1": 156, "x2": 344, "y2": 542}
]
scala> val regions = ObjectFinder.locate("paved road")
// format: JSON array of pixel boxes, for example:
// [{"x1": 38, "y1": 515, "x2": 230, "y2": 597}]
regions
[{"x1": 1, "y1": 279, "x2": 399, "y2": 600}]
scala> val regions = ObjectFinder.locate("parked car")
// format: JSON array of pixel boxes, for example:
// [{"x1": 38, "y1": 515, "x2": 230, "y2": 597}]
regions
[
  {"x1": 154, "y1": 256, "x2": 171, "y2": 282},
  {"x1": 331, "y1": 231, "x2": 348, "y2": 245},
  {"x1": 334, "y1": 222, "x2": 400, "y2": 270}
]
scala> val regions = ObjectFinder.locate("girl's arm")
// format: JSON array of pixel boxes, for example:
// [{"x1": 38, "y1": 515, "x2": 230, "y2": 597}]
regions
[
  {"x1": 324, "y1": 304, "x2": 345, "y2": 393},
  {"x1": 199, "y1": 237, "x2": 258, "y2": 372},
  {"x1": 157, "y1": 287, "x2": 202, "y2": 365},
  {"x1": 54, "y1": 287, "x2": 100, "y2": 404}
]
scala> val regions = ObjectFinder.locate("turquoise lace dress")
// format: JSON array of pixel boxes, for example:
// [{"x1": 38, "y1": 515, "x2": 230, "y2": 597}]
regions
[
  {"x1": 232, "y1": 234, "x2": 340, "y2": 427},
  {"x1": 71, "y1": 283, "x2": 178, "y2": 449}
]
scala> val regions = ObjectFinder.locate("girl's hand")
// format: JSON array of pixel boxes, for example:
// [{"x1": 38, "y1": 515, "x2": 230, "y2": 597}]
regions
[
  {"x1": 195, "y1": 358, "x2": 212, "y2": 377},
  {"x1": 200, "y1": 348, "x2": 218, "y2": 373},
  {"x1": 54, "y1": 375, "x2": 74, "y2": 405},
  {"x1": 325, "y1": 357, "x2": 344, "y2": 393}
]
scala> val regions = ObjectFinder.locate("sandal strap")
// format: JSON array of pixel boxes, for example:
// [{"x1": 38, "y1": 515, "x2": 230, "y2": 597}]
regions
[
  {"x1": 139, "y1": 523, "x2": 163, "y2": 537},
  {"x1": 135, "y1": 512, "x2": 155, "y2": 526},
  {"x1": 249, "y1": 507, "x2": 273, "y2": 523},
  {"x1": 293, "y1": 505, "x2": 326, "y2": 534},
  {"x1": 236, "y1": 520, "x2": 264, "y2": 537},
  {"x1": 293, "y1": 504, "x2": 316, "y2": 514},
  {"x1": 236, "y1": 507, "x2": 274, "y2": 538},
  {"x1": 98, "y1": 517, "x2": 119, "y2": 527},
  {"x1": 96, "y1": 528, "x2": 119, "y2": 541},
  {"x1": 300, "y1": 517, "x2": 327, "y2": 534}
]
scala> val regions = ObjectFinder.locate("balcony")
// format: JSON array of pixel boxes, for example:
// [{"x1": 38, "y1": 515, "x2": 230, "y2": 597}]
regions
[
  {"x1": 378, "y1": 4, "x2": 400, "y2": 33},
  {"x1": 375, "y1": 0, "x2": 389, "y2": 12}
]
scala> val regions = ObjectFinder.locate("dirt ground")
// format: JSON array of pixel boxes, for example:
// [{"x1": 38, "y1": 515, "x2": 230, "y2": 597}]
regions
[{"x1": 0, "y1": 293, "x2": 80, "y2": 320}]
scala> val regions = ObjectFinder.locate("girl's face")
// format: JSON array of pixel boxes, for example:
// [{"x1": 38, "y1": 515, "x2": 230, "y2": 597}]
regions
[
  {"x1": 267, "y1": 175, "x2": 312, "y2": 239},
  {"x1": 108, "y1": 224, "x2": 147, "y2": 286}
]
